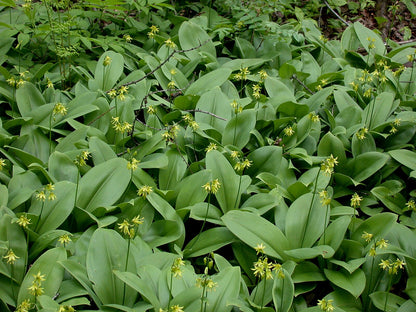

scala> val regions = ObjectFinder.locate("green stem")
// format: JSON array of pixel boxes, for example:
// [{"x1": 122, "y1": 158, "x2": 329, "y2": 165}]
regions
[
  {"x1": 233, "y1": 175, "x2": 242, "y2": 210},
  {"x1": 299, "y1": 169, "x2": 320, "y2": 247},
  {"x1": 74, "y1": 168, "x2": 80, "y2": 207},
  {"x1": 406, "y1": 62, "x2": 415, "y2": 96},
  {"x1": 200, "y1": 285, "x2": 206, "y2": 312},
  {"x1": 365, "y1": 252, "x2": 376, "y2": 310},
  {"x1": 188, "y1": 194, "x2": 211, "y2": 251},
  {"x1": 122, "y1": 238, "x2": 131, "y2": 305},
  {"x1": 168, "y1": 270, "x2": 173, "y2": 309},
  {"x1": 49, "y1": 112, "x2": 53, "y2": 155},
  {"x1": 34, "y1": 201, "x2": 45, "y2": 232},
  {"x1": 323, "y1": 203, "x2": 329, "y2": 245},
  {"x1": 260, "y1": 278, "x2": 267, "y2": 310},
  {"x1": 10, "y1": 263, "x2": 15, "y2": 299},
  {"x1": 383, "y1": 275, "x2": 393, "y2": 312},
  {"x1": 280, "y1": 275, "x2": 284, "y2": 312}
]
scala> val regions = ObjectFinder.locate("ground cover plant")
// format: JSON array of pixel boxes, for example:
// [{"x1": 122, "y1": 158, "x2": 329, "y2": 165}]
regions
[{"x1": 1, "y1": 0, "x2": 416, "y2": 311}]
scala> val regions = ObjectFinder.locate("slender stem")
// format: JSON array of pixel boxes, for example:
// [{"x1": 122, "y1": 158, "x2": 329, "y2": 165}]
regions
[
  {"x1": 383, "y1": 275, "x2": 393, "y2": 312},
  {"x1": 122, "y1": 238, "x2": 131, "y2": 305},
  {"x1": 188, "y1": 194, "x2": 211, "y2": 251},
  {"x1": 74, "y1": 168, "x2": 80, "y2": 207},
  {"x1": 280, "y1": 276, "x2": 284, "y2": 312},
  {"x1": 49, "y1": 112, "x2": 53, "y2": 155},
  {"x1": 34, "y1": 201, "x2": 45, "y2": 232},
  {"x1": 168, "y1": 271, "x2": 173, "y2": 309},
  {"x1": 260, "y1": 278, "x2": 267, "y2": 310},
  {"x1": 300, "y1": 170, "x2": 320, "y2": 247},
  {"x1": 10, "y1": 263, "x2": 15, "y2": 299},
  {"x1": 323, "y1": 203, "x2": 329, "y2": 245},
  {"x1": 200, "y1": 285, "x2": 206, "y2": 312},
  {"x1": 233, "y1": 175, "x2": 242, "y2": 210},
  {"x1": 365, "y1": 252, "x2": 376, "y2": 310}
]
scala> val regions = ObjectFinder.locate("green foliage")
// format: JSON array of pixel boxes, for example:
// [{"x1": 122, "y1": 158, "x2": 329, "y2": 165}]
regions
[{"x1": 0, "y1": 0, "x2": 416, "y2": 312}]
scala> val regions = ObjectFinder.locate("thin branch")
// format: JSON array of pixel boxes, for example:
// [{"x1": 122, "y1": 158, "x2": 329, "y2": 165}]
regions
[
  {"x1": 110, "y1": 39, "x2": 210, "y2": 92},
  {"x1": 291, "y1": 74, "x2": 315, "y2": 95},
  {"x1": 323, "y1": 0, "x2": 350, "y2": 27},
  {"x1": 87, "y1": 106, "x2": 115, "y2": 126},
  {"x1": 184, "y1": 109, "x2": 227, "y2": 121}
]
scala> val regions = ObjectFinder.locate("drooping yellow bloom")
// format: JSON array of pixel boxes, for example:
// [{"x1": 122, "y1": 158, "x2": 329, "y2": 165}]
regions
[
  {"x1": 376, "y1": 238, "x2": 388, "y2": 249},
  {"x1": 361, "y1": 231, "x2": 373, "y2": 243},
  {"x1": 3, "y1": 249, "x2": 19, "y2": 264},
  {"x1": 350, "y1": 193, "x2": 362, "y2": 208},
  {"x1": 118, "y1": 220, "x2": 131, "y2": 236},
  {"x1": 103, "y1": 55, "x2": 112, "y2": 66},
  {"x1": 317, "y1": 299, "x2": 334, "y2": 311},
  {"x1": 405, "y1": 199, "x2": 416, "y2": 211},
  {"x1": 17, "y1": 213, "x2": 31, "y2": 229},
  {"x1": 319, "y1": 190, "x2": 331, "y2": 206},
  {"x1": 167, "y1": 81, "x2": 176, "y2": 89},
  {"x1": 36, "y1": 190, "x2": 46, "y2": 202},
  {"x1": 171, "y1": 257, "x2": 185, "y2": 278},
  {"x1": 165, "y1": 38, "x2": 176, "y2": 49},
  {"x1": 53, "y1": 103, "x2": 68, "y2": 117},
  {"x1": 283, "y1": 126, "x2": 294, "y2": 137},
  {"x1": 127, "y1": 158, "x2": 140, "y2": 171},
  {"x1": 132, "y1": 215, "x2": 144, "y2": 225},
  {"x1": 123, "y1": 34, "x2": 132, "y2": 42},
  {"x1": 254, "y1": 243, "x2": 266, "y2": 255},
  {"x1": 33, "y1": 271, "x2": 46, "y2": 284},
  {"x1": 170, "y1": 305, "x2": 184, "y2": 312},
  {"x1": 205, "y1": 143, "x2": 217, "y2": 152},
  {"x1": 202, "y1": 179, "x2": 221, "y2": 194},
  {"x1": 137, "y1": 185, "x2": 153, "y2": 198},
  {"x1": 16, "y1": 299, "x2": 32, "y2": 312},
  {"x1": 58, "y1": 234, "x2": 72, "y2": 246}
]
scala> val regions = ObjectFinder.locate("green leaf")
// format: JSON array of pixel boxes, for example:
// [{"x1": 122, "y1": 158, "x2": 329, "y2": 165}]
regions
[
  {"x1": 246, "y1": 146, "x2": 282, "y2": 177},
  {"x1": 265, "y1": 77, "x2": 295, "y2": 107},
  {"x1": 206, "y1": 150, "x2": 250, "y2": 212},
  {"x1": 194, "y1": 87, "x2": 231, "y2": 132},
  {"x1": 318, "y1": 216, "x2": 351, "y2": 252},
  {"x1": 351, "y1": 212, "x2": 397, "y2": 242},
  {"x1": 284, "y1": 245, "x2": 335, "y2": 259},
  {"x1": 178, "y1": 21, "x2": 216, "y2": 60},
  {"x1": 175, "y1": 170, "x2": 211, "y2": 209},
  {"x1": 89, "y1": 51, "x2": 124, "y2": 91},
  {"x1": 272, "y1": 270, "x2": 294, "y2": 312},
  {"x1": 388, "y1": 149, "x2": 416, "y2": 170},
  {"x1": 142, "y1": 220, "x2": 182, "y2": 248},
  {"x1": 184, "y1": 227, "x2": 235, "y2": 257},
  {"x1": 76, "y1": 158, "x2": 130, "y2": 212},
  {"x1": 222, "y1": 210, "x2": 290, "y2": 261},
  {"x1": 86, "y1": 228, "x2": 137, "y2": 305},
  {"x1": 286, "y1": 193, "x2": 329, "y2": 248},
  {"x1": 48, "y1": 152, "x2": 78, "y2": 183},
  {"x1": 206, "y1": 267, "x2": 241, "y2": 312},
  {"x1": 370, "y1": 292, "x2": 406, "y2": 312},
  {"x1": 324, "y1": 268, "x2": 366, "y2": 298},
  {"x1": 17, "y1": 248, "x2": 67, "y2": 305},
  {"x1": 353, "y1": 22, "x2": 385, "y2": 55},
  {"x1": 348, "y1": 152, "x2": 389, "y2": 183},
  {"x1": 185, "y1": 68, "x2": 232, "y2": 95},
  {"x1": 113, "y1": 270, "x2": 161, "y2": 310},
  {"x1": 159, "y1": 149, "x2": 187, "y2": 190},
  {"x1": 222, "y1": 109, "x2": 256, "y2": 149},
  {"x1": 29, "y1": 181, "x2": 75, "y2": 234},
  {"x1": 15, "y1": 82, "x2": 46, "y2": 117}
]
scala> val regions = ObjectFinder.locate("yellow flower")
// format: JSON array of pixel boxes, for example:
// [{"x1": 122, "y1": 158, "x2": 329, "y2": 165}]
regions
[
  {"x1": 33, "y1": 271, "x2": 46, "y2": 284},
  {"x1": 356, "y1": 127, "x2": 368, "y2": 140},
  {"x1": 205, "y1": 142, "x2": 217, "y2": 152},
  {"x1": 171, "y1": 257, "x2": 185, "y2": 278},
  {"x1": 150, "y1": 25, "x2": 159, "y2": 33},
  {"x1": 254, "y1": 243, "x2": 266, "y2": 255},
  {"x1": 28, "y1": 283, "x2": 44, "y2": 296},
  {"x1": 147, "y1": 105, "x2": 155, "y2": 114},
  {"x1": 239, "y1": 67, "x2": 250, "y2": 80},
  {"x1": 58, "y1": 305, "x2": 75, "y2": 312},
  {"x1": 202, "y1": 179, "x2": 221, "y2": 194},
  {"x1": 132, "y1": 215, "x2": 144, "y2": 225},
  {"x1": 405, "y1": 199, "x2": 416, "y2": 211},
  {"x1": 170, "y1": 305, "x2": 184, "y2": 312},
  {"x1": 230, "y1": 151, "x2": 239, "y2": 159},
  {"x1": 103, "y1": 55, "x2": 112, "y2": 66},
  {"x1": 127, "y1": 158, "x2": 140, "y2": 171},
  {"x1": 309, "y1": 112, "x2": 320, "y2": 122},
  {"x1": 58, "y1": 234, "x2": 72, "y2": 246},
  {"x1": 349, "y1": 81, "x2": 359, "y2": 92},
  {"x1": 283, "y1": 126, "x2": 294, "y2": 136},
  {"x1": 3, "y1": 249, "x2": 19, "y2": 264},
  {"x1": 36, "y1": 190, "x2": 46, "y2": 202},
  {"x1": 16, "y1": 213, "x2": 31, "y2": 229},
  {"x1": 170, "y1": 69, "x2": 177, "y2": 76},
  {"x1": 165, "y1": 38, "x2": 176, "y2": 49},
  {"x1": 189, "y1": 121, "x2": 199, "y2": 131},
  {"x1": 16, "y1": 79, "x2": 25, "y2": 88},
  {"x1": 234, "y1": 158, "x2": 252, "y2": 172},
  {"x1": 108, "y1": 89, "x2": 117, "y2": 98},
  {"x1": 137, "y1": 185, "x2": 153, "y2": 198},
  {"x1": 118, "y1": 220, "x2": 131, "y2": 236},
  {"x1": 363, "y1": 88, "x2": 373, "y2": 98},
  {"x1": 361, "y1": 231, "x2": 373, "y2": 243},
  {"x1": 123, "y1": 34, "x2": 132, "y2": 42},
  {"x1": 47, "y1": 78, "x2": 54, "y2": 89},
  {"x1": 390, "y1": 126, "x2": 398, "y2": 134},
  {"x1": 319, "y1": 190, "x2": 331, "y2": 206},
  {"x1": 16, "y1": 299, "x2": 32, "y2": 312},
  {"x1": 376, "y1": 238, "x2": 388, "y2": 249},
  {"x1": 48, "y1": 192, "x2": 57, "y2": 201},
  {"x1": 0, "y1": 158, "x2": 5, "y2": 170},
  {"x1": 258, "y1": 69, "x2": 268, "y2": 81},
  {"x1": 318, "y1": 299, "x2": 334, "y2": 312},
  {"x1": 7, "y1": 77, "x2": 16, "y2": 87},
  {"x1": 252, "y1": 257, "x2": 273, "y2": 280},
  {"x1": 167, "y1": 80, "x2": 176, "y2": 89},
  {"x1": 369, "y1": 246, "x2": 376, "y2": 256},
  {"x1": 379, "y1": 259, "x2": 391, "y2": 270},
  {"x1": 350, "y1": 193, "x2": 362, "y2": 208},
  {"x1": 53, "y1": 103, "x2": 68, "y2": 117}
]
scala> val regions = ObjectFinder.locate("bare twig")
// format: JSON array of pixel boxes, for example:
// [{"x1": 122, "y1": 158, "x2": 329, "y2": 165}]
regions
[
  {"x1": 291, "y1": 75, "x2": 315, "y2": 95},
  {"x1": 323, "y1": 0, "x2": 350, "y2": 27},
  {"x1": 184, "y1": 109, "x2": 227, "y2": 121},
  {"x1": 87, "y1": 106, "x2": 115, "y2": 126},
  {"x1": 109, "y1": 39, "x2": 210, "y2": 92}
]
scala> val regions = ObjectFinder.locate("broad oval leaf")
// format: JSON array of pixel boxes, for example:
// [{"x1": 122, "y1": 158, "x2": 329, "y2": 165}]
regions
[{"x1": 324, "y1": 268, "x2": 366, "y2": 298}]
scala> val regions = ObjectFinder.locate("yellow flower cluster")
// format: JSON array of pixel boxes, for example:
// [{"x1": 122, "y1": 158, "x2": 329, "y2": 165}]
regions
[
  {"x1": 74, "y1": 150, "x2": 91, "y2": 167},
  {"x1": 234, "y1": 158, "x2": 252, "y2": 173},
  {"x1": 252, "y1": 84, "x2": 262, "y2": 99},
  {"x1": 58, "y1": 305, "x2": 75, "y2": 312},
  {"x1": 103, "y1": 55, "x2": 112, "y2": 66},
  {"x1": 52, "y1": 102, "x2": 68, "y2": 118},
  {"x1": 127, "y1": 157, "x2": 140, "y2": 171},
  {"x1": 350, "y1": 193, "x2": 362, "y2": 208},
  {"x1": 319, "y1": 190, "x2": 331, "y2": 206},
  {"x1": 405, "y1": 199, "x2": 416, "y2": 211},
  {"x1": 137, "y1": 185, "x2": 153, "y2": 199},
  {"x1": 111, "y1": 117, "x2": 132, "y2": 134},
  {"x1": 321, "y1": 154, "x2": 338, "y2": 177},
  {"x1": 202, "y1": 179, "x2": 221, "y2": 194},
  {"x1": 15, "y1": 299, "x2": 32, "y2": 312},
  {"x1": 117, "y1": 215, "x2": 144, "y2": 238},
  {"x1": 16, "y1": 213, "x2": 31, "y2": 229},
  {"x1": 362, "y1": 231, "x2": 389, "y2": 256},
  {"x1": 108, "y1": 85, "x2": 129, "y2": 101},
  {"x1": 317, "y1": 299, "x2": 334, "y2": 312},
  {"x1": 162, "y1": 124, "x2": 180, "y2": 142},
  {"x1": 123, "y1": 34, "x2": 132, "y2": 42},
  {"x1": 205, "y1": 142, "x2": 217, "y2": 152},
  {"x1": 234, "y1": 67, "x2": 250, "y2": 81},
  {"x1": 252, "y1": 244, "x2": 284, "y2": 280},
  {"x1": 183, "y1": 114, "x2": 199, "y2": 131},
  {"x1": 283, "y1": 126, "x2": 294, "y2": 137},
  {"x1": 58, "y1": 233, "x2": 72, "y2": 246},
  {"x1": 356, "y1": 127, "x2": 368, "y2": 140},
  {"x1": 379, "y1": 258, "x2": 406, "y2": 275},
  {"x1": 148, "y1": 25, "x2": 159, "y2": 39},
  {"x1": 28, "y1": 271, "x2": 45, "y2": 297},
  {"x1": 230, "y1": 100, "x2": 243, "y2": 114},
  {"x1": 36, "y1": 183, "x2": 57, "y2": 202},
  {"x1": 171, "y1": 257, "x2": 185, "y2": 278},
  {"x1": 0, "y1": 158, "x2": 5, "y2": 170},
  {"x1": 165, "y1": 38, "x2": 177, "y2": 49},
  {"x1": 3, "y1": 249, "x2": 19, "y2": 264}
]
